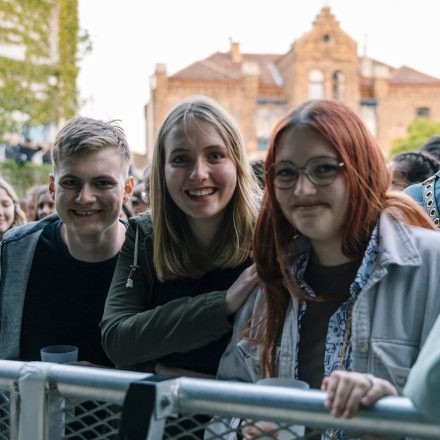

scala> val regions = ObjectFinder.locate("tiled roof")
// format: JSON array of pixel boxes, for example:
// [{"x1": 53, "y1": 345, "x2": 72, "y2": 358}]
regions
[
  {"x1": 171, "y1": 51, "x2": 282, "y2": 86},
  {"x1": 390, "y1": 66, "x2": 440, "y2": 84},
  {"x1": 171, "y1": 52, "x2": 440, "y2": 89}
]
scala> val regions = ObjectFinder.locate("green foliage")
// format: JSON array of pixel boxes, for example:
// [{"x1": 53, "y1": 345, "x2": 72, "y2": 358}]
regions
[
  {"x1": 0, "y1": 0, "x2": 80, "y2": 140},
  {"x1": 391, "y1": 118, "x2": 440, "y2": 156},
  {"x1": 58, "y1": 0, "x2": 79, "y2": 121},
  {"x1": 0, "y1": 160, "x2": 52, "y2": 198}
]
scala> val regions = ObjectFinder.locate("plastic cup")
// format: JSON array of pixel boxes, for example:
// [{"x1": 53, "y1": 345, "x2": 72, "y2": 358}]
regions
[
  {"x1": 256, "y1": 378, "x2": 310, "y2": 439},
  {"x1": 40, "y1": 345, "x2": 78, "y2": 363}
]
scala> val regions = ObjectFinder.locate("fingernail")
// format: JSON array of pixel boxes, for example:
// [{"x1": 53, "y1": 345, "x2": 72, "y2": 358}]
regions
[{"x1": 343, "y1": 410, "x2": 351, "y2": 418}]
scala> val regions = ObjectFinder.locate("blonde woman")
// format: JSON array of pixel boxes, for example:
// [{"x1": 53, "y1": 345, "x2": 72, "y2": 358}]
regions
[
  {"x1": 0, "y1": 177, "x2": 26, "y2": 239},
  {"x1": 101, "y1": 97, "x2": 261, "y2": 377}
]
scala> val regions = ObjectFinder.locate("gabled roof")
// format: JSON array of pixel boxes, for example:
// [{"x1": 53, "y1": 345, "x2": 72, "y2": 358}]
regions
[
  {"x1": 389, "y1": 66, "x2": 440, "y2": 85},
  {"x1": 171, "y1": 51, "x2": 282, "y2": 87}
]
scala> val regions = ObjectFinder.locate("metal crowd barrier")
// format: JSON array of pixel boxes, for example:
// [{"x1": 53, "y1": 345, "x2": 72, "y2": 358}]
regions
[{"x1": 0, "y1": 360, "x2": 439, "y2": 439}]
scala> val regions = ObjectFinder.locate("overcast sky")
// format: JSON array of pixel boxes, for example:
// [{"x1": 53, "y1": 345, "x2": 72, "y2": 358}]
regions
[{"x1": 78, "y1": 0, "x2": 440, "y2": 153}]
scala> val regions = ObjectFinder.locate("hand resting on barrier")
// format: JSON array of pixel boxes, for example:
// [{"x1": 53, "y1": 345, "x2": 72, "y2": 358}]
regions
[{"x1": 321, "y1": 371, "x2": 398, "y2": 419}]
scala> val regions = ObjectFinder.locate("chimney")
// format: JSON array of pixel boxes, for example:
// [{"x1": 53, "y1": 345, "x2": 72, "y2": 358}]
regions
[{"x1": 230, "y1": 41, "x2": 241, "y2": 63}]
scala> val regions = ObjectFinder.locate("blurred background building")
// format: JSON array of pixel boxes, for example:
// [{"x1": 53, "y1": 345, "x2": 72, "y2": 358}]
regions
[{"x1": 144, "y1": 6, "x2": 440, "y2": 160}]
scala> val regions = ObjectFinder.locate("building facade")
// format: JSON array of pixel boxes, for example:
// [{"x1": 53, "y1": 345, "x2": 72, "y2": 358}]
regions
[{"x1": 144, "y1": 6, "x2": 440, "y2": 160}]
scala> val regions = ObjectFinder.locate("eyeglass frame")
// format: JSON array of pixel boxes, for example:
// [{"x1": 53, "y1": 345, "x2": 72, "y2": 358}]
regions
[{"x1": 268, "y1": 156, "x2": 345, "y2": 190}]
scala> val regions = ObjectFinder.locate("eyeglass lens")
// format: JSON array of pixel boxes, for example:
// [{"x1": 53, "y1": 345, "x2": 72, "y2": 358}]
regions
[{"x1": 272, "y1": 157, "x2": 343, "y2": 189}]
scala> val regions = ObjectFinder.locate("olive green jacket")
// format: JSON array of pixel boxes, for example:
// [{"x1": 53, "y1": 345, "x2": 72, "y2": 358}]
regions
[{"x1": 100, "y1": 213, "x2": 238, "y2": 373}]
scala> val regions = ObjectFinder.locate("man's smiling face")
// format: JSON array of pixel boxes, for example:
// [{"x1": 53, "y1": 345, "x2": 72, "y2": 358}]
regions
[{"x1": 49, "y1": 146, "x2": 132, "y2": 240}]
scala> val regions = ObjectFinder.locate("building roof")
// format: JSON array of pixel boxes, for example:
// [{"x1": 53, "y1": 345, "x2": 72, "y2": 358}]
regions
[
  {"x1": 169, "y1": 9, "x2": 440, "y2": 90},
  {"x1": 389, "y1": 65, "x2": 440, "y2": 85},
  {"x1": 171, "y1": 51, "x2": 282, "y2": 87}
]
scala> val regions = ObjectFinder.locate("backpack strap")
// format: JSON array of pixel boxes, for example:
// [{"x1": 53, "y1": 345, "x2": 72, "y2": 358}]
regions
[{"x1": 422, "y1": 175, "x2": 440, "y2": 229}]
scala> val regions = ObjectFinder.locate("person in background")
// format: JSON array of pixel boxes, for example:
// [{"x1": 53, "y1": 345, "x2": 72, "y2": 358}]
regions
[
  {"x1": 0, "y1": 116, "x2": 134, "y2": 366},
  {"x1": 405, "y1": 175, "x2": 440, "y2": 228},
  {"x1": 0, "y1": 177, "x2": 26, "y2": 239},
  {"x1": 250, "y1": 159, "x2": 265, "y2": 190},
  {"x1": 404, "y1": 314, "x2": 440, "y2": 422},
  {"x1": 24, "y1": 184, "x2": 45, "y2": 221},
  {"x1": 101, "y1": 96, "x2": 261, "y2": 377},
  {"x1": 36, "y1": 186, "x2": 56, "y2": 220},
  {"x1": 129, "y1": 163, "x2": 152, "y2": 214},
  {"x1": 388, "y1": 151, "x2": 439, "y2": 190},
  {"x1": 18, "y1": 199, "x2": 29, "y2": 221},
  {"x1": 130, "y1": 183, "x2": 149, "y2": 214},
  {"x1": 216, "y1": 100, "x2": 440, "y2": 438},
  {"x1": 420, "y1": 135, "x2": 440, "y2": 162},
  {"x1": 120, "y1": 203, "x2": 134, "y2": 220},
  {"x1": 404, "y1": 135, "x2": 440, "y2": 229},
  {"x1": 142, "y1": 162, "x2": 151, "y2": 204}
]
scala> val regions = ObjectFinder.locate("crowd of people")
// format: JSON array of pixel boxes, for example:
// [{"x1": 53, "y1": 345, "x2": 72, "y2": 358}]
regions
[{"x1": 0, "y1": 97, "x2": 439, "y2": 437}]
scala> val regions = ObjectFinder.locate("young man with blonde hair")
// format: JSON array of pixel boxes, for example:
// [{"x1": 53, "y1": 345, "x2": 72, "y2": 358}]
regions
[{"x1": 0, "y1": 117, "x2": 134, "y2": 365}]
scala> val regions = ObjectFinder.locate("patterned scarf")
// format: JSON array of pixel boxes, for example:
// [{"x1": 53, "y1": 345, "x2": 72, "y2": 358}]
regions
[{"x1": 290, "y1": 224, "x2": 380, "y2": 378}]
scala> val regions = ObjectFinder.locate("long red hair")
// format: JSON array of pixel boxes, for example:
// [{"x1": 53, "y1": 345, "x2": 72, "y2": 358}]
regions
[{"x1": 254, "y1": 100, "x2": 435, "y2": 376}]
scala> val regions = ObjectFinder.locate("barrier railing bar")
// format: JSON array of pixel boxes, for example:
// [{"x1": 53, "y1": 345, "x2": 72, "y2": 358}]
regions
[
  {"x1": 46, "y1": 364, "x2": 149, "y2": 404},
  {"x1": 175, "y1": 378, "x2": 440, "y2": 439},
  {"x1": 1, "y1": 361, "x2": 440, "y2": 439},
  {"x1": 0, "y1": 361, "x2": 25, "y2": 388}
]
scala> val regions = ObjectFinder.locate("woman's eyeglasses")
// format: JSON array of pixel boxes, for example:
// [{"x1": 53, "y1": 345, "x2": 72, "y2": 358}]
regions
[{"x1": 269, "y1": 157, "x2": 345, "y2": 189}]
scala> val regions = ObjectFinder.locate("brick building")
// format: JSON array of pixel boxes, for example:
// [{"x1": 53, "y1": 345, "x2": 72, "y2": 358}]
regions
[{"x1": 144, "y1": 6, "x2": 440, "y2": 160}]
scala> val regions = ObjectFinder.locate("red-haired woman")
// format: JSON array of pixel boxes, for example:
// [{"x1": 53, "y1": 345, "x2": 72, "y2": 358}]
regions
[{"x1": 217, "y1": 100, "x2": 440, "y2": 431}]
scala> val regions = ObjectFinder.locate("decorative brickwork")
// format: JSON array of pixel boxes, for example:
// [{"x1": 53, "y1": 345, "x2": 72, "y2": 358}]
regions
[{"x1": 143, "y1": 6, "x2": 440, "y2": 162}]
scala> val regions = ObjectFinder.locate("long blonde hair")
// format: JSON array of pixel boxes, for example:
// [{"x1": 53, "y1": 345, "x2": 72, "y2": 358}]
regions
[
  {"x1": 151, "y1": 96, "x2": 261, "y2": 281},
  {"x1": 0, "y1": 177, "x2": 27, "y2": 234}
]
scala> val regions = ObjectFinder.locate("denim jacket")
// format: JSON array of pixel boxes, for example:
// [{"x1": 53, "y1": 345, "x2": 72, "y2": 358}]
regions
[{"x1": 217, "y1": 212, "x2": 440, "y2": 394}]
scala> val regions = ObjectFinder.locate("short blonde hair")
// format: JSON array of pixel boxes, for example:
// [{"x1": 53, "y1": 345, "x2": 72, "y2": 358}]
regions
[
  {"x1": 0, "y1": 177, "x2": 27, "y2": 230},
  {"x1": 151, "y1": 96, "x2": 261, "y2": 281},
  {"x1": 52, "y1": 116, "x2": 130, "y2": 173}
]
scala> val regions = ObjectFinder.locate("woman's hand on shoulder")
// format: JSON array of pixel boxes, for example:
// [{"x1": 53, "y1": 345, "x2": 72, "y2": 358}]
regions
[
  {"x1": 225, "y1": 264, "x2": 259, "y2": 315},
  {"x1": 321, "y1": 371, "x2": 397, "y2": 419}
]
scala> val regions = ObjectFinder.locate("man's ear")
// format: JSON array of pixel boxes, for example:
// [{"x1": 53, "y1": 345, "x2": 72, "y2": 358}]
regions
[
  {"x1": 48, "y1": 174, "x2": 55, "y2": 200},
  {"x1": 123, "y1": 176, "x2": 135, "y2": 204}
]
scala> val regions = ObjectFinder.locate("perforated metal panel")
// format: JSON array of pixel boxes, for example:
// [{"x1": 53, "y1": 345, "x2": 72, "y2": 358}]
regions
[
  {"x1": 64, "y1": 400, "x2": 121, "y2": 440},
  {"x1": 0, "y1": 391, "x2": 10, "y2": 440}
]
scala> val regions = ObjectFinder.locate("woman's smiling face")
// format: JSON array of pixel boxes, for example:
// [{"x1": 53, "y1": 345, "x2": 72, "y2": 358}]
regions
[
  {"x1": 274, "y1": 125, "x2": 349, "y2": 252},
  {"x1": 0, "y1": 188, "x2": 15, "y2": 236},
  {"x1": 164, "y1": 120, "x2": 237, "y2": 231}
]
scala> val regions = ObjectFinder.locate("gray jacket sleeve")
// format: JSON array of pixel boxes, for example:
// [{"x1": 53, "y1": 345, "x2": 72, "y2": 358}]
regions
[{"x1": 217, "y1": 288, "x2": 262, "y2": 383}]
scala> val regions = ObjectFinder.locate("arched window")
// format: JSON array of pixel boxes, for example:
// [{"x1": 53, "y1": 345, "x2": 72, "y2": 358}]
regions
[
  {"x1": 332, "y1": 71, "x2": 345, "y2": 100},
  {"x1": 308, "y1": 69, "x2": 324, "y2": 99}
]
